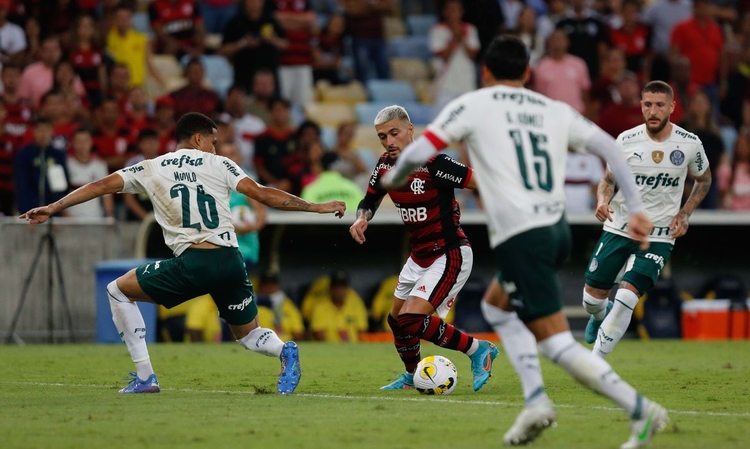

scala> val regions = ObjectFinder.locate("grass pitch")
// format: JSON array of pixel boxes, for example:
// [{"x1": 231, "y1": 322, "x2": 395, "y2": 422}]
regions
[{"x1": 1, "y1": 340, "x2": 749, "y2": 449}]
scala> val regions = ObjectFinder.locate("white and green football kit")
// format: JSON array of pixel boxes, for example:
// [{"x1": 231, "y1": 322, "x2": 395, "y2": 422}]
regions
[
  {"x1": 585, "y1": 124, "x2": 710, "y2": 293},
  {"x1": 118, "y1": 148, "x2": 258, "y2": 325}
]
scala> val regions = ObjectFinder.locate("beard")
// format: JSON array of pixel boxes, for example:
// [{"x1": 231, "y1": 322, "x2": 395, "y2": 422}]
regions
[{"x1": 646, "y1": 116, "x2": 669, "y2": 135}]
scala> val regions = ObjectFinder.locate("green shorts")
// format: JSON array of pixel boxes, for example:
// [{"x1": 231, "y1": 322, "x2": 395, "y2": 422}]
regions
[
  {"x1": 584, "y1": 231, "x2": 673, "y2": 295},
  {"x1": 135, "y1": 247, "x2": 257, "y2": 326},
  {"x1": 494, "y1": 218, "x2": 572, "y2": 322}
]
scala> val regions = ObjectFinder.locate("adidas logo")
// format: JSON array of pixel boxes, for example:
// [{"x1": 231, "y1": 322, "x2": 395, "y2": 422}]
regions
[{"x1": 417, "y1": 285, "x2": 427, "y2": 293}]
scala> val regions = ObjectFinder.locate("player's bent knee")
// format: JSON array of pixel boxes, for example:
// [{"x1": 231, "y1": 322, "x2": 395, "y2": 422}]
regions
[{"x1": 107, "y1": 280, "x2": 131, "y2": 304}]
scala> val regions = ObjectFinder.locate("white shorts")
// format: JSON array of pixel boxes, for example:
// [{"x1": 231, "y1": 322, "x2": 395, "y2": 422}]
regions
[
  {"x1": 279, "y1": 65, "x2": 314, "y2": 106},
  {"x1": 394, "y1": 245, "x2": 473, "y2": 319}
]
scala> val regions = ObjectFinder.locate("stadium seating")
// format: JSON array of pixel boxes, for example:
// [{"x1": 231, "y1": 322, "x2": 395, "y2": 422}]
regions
[
  {"x1": 303, "y1": 102, "x2": 356, "y2": 127},
  {"x1": 413, "y1": 79, "x2": 435, "y2": 104},
  {"x1": 405, "y1": 103, "x2": 433, "y2": 125},
  {"x1": 366, "y1": 79, "x2": 417, "y2": 102},
  {"x1": 352, "y1": 124, "x2": 381, "y2": 154},
  {"x1": 406, "y1": 15, "x2": 437, "y2": 36},
  {"x1": 320, "y1": 125, "x2": 337, "y2": 150},
  {"x1": 354, "y1": 101, "x2": 393, "y2": 124},
  {"x1": 132, "y1": 12, "x2": 152, "y2": 35},
  {"x1": 383, "y1": 16, "x2": 407, "y2": 39},
  {"x1": 387, "y1": 36, "x2": 431, "y2": 61},
  {"x1": 316, "y1": 80, "x2": 368, "y2": 104},
  {"x1": 390, "y1": 57, "x2": 431, "y2": 83}
]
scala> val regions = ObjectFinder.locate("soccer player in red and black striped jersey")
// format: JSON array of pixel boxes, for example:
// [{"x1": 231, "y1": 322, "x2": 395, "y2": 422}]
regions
[{"x1": 349, "y1": 105, "x2": 499, "y2": 392}]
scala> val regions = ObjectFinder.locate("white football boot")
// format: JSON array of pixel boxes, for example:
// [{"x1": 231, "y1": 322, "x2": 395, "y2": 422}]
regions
[
  {"x1": 503, "y1": 398, "x2": 557, "y2": 445},
  {"x1": 620, "y1": 402, "x2": 669, "y2": 449}
]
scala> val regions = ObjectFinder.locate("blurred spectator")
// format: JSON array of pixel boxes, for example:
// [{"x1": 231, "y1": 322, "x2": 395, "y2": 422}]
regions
[
  {"x1": 219, "y1": 0, "x2": 288, "y2": 93},
  {"x1": 325, "y1": 121, "x2": 369, "y2": 186},
  {"x1": 106, "y1": 63, "x2": 132, "y2": 113},
  {"x1": 245, "y1": 68, "x2": 276, "y2": 124},
  {"x1": 45, "y1": 0, "x2": 80, "y2": 42},
  {"x1": 538, "y1": 0, "x2": 565, "y2": 40},
  {"x1": 17, "y1": 17, "x2": 40, "y2": 68},
  {"x1": 681, "y1": 90, "x2": 724, "y2": 209},
  {"x1": 254, "y1": 97, "x2": 303, "y2": 193},
  {"x1": 301, "y1": 162, "x2": 364, "y2": 211},
  {"x1": 295, "y1": 119, "x2": 321, "y2": 151},
  {"x1": 18, "y1": 36, "x2": 85, "y2": 109},
  {"x1": 0, "y1": 0, "x2": 27, "y2": 70},
  {"x1": 65, "y1": 128, "x2": 113, "y2": 218},
  {"x1": 35, "y1": 89, "x2": 78, "y2": 152},
  {"x1": 597, "y1": 75, "x2": 644, "y2": 138},
  {"x1": 202, "y1": 0, "x2": 239, "y2": 34},
  {"x1": 170, "y1": 57, "x2": 222, "y2": 118},
  {"x1": 273, "y1": 0, "x2": 317, "y2": 106},
  {"x1": 0, "y1": 102, "x2": 15, "y2": 215},
  {"x1": 216, "y1": 119, "x2": 236, "y2": 145},
  {"x1": 669, "y1": 56, "x2": 700, "y2": 125},
  {"x1": 430, "y1": 0, "x2": 480, "y2": 112},
  {"x1": 219, "y1": 84, "x2": 266, "y2": 174},
  {"x1": 609, "y1": 0, "x2": 650, "y2": 77},
  {"x1": 723, "y1": 44, "x2": 750, "y2": 130},
  {"x1": 565, "y1": 148, "x2": 604, "y2": 213},
  {"x1": 533, "y1": 29, "x2": 591, "y2": 115},
  {"x1": 123, "y1": 128, "x2": 159, "y2": 221},
  {"x1": 149, "y1": 0, "x2": 206, "y2": 57},
  {"x1": 642, "y1": 0, "x2": 691, "y2": 58},
  {"x1": 0, "y1": 63, "x2": 32, "y2": 153},
  {"x1": 511, "y1": 6, "x2": 546, "y2": 67},
  {"x1": 153, "y1": 95, "x2": 177, "y2": 154},
  {"x1": 14, "y1": 117, "x2": 69, "y2": 214},
  {"x1": 670, "y1": 0, "x2": 724, "y2": 100},
  {"x1": 53, "y1": 60, "x2": 90, "y2": 123},
  {"x1": 254, "y1": 270, "x2": 305, "y2": 342},
  {"x1": 718, "y1": 130, "x2": 750, "y2": 210},
  {"x1": 460, "y1": 0, "x2": 504, "y2": 62},
  {"x1": 217, "y1": 141, "x2": 267, "y2": 272},
  {"x1": 556, "y1": 0, "x2": 610, "y2": 80},
  {"x1": 299, "y1": 139, "x2": 325, "y2": 188},
  {"x1": 590, "y1": 47, "x2": 629, "y2": 116},
  {"x1": 96, "y1": 0, "x2": 120, "y2": 38},
  {"x1": 68, "y1": 14, "x2": 107, "y2": 107},
  {"x1": 341, "y1": 0, "x2": 394, "y2": 82},
  {"x1": 308, "y1": 271, "x2": 368, "y2": 342},
  {"x1": 107, "y1": 4, "x2": 163, "y2": 88},
  {"x1": 92, "y1": 97, "x2": 135, "y2": 171},
  {"x1": 499, "y1": 0, "x2": 526, "y2": 31},
  {"x1": 312, "y1": 13, "x2": 347, "y2": 85},
  {"x1": 122, "y1": 87, "x2": 155, "y2": 141}
]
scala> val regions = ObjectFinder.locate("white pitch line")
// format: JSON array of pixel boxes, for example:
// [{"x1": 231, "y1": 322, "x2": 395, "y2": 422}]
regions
[{"x1": 6, "y1": 381, "x2": 750, "y2": 418}]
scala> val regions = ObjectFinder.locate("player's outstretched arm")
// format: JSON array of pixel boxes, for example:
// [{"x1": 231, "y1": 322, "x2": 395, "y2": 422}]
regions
[
  {"x1": 236, "y1": 177, "x2": 345, "y2": 217},
  {"x1": 19, "y1": 173, "x2": 125, "y2": 224},
  {"x1": 670, "y1": 168, "x2": 712, "y2": 238},
  {"x1": 595, "y1": 168, "x2": 616, "y2": 222}
]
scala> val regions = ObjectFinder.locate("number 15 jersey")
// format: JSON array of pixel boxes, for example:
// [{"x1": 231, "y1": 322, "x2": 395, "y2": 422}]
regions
[
  {"x1": 118, "y1": 148, "x2": 249, "y2": 256},
  {"x1": 425, "y1": 85, "x2": 600, "y2": 248}
]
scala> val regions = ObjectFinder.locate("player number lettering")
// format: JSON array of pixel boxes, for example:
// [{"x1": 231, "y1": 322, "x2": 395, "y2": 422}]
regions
[
  {"x1": 170, "y1": 183, "x2": 220, "y2": 230},
  {"x1": 509, "y1": 129, "x2": 552, "y2": 192}
]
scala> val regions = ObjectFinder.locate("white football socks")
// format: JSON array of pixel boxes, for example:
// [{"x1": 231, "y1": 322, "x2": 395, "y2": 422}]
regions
[
  {"x1": 481, "y1": 301, "x2": 548, "y2": 406},
  {"x1": 538, "y1": 331, "x2": 642, "y2": 417},
  {"x1": 107, "y1": 281, "x2": 154, "y2": 380},
  {"x1": 594, "y1": 288, "x2": 639, "y2": 358},
  {"x1": 238, "y1": 327, "x2": 285, "y2": 358},
  {"x1": 583, "y1": 289, "x2": 610, "y2": 320}
]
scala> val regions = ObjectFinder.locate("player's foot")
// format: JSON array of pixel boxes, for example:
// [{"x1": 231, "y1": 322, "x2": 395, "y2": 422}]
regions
[
  {"x1": 380, "y1": 373, "x2": 414, "y2": 390},
  {"x1": 119, "y1": 372, "x2": 160, "y2": 394},
  {"x1": 585, "y1": 301, "x2": 613, "y2": 344},
  {"x1": 469, "y1": 340, "x2": 499, "y2": 391},
  {"x1": 620, "y1": 402, "x2": 669, "y2": 449},
  {"x1": 278, "y1": 341, "x2": 301, "y2": 395},
  {"x1": 503, "y1": 398, "x2": 557, "y2": 446}
]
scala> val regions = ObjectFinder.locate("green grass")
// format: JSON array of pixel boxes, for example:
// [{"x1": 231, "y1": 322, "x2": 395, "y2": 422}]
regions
[{"x1": 1, "y1": 341, "x2": 749, "y2": 449}]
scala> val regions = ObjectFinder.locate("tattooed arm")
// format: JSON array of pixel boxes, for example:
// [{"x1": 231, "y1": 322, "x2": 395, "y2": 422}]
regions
[
  {"x1": 594, "y1": 167, "x2": 617, "y2": 222},
  {"x1": 671, "y1": 169, "x2": 712, "y2": 238}
]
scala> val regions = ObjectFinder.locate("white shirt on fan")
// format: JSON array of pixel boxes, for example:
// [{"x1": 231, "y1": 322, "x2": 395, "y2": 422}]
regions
[
  {"x1": 117, "y1": 148, "x2": 249, "y2": 256},
  {"x1": 66, "y1": 156, "x2": 109, "y2": 217}
]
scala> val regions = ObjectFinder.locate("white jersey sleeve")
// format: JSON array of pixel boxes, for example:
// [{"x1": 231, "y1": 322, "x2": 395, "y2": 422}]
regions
[
  {"x1": 426, "y1": 97, "x2": 472, "y2": 146},
  {"x1": 566, "y1": 105, "x2": 600, "y2": 150},
  {"x1": 689, "y1": 139, "x2": 710, "y2": 177},
  {"x1": 119, "y1": 161, "x2": 149, "y2": 194}
]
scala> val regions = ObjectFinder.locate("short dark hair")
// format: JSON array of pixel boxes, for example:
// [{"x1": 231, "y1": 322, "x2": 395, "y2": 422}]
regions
[
  {"x1": 227, "y1": 84, "x2": 247, "y2": 96},
  {"x1": 41, "y1": 89, "x2": 64, "y2": 105},
  {"x1": 1, "y1": 63, "x2": 21, "y2": 73},
  {"x1": 175, "y1": 112, "x2": 217, "y2": 142},
  {"x1": 642, "y1": 80, "x2": 673, "y2": 101},
  {"x1": 484, "y1": 35, "x2": 530, "y2": 81},
  {"x1": 138, "y1": 128, "x2": 159, "y2": 141},
  {"x1": 72, "y1": 127, "x2": 92, "y2": 138},
  {"x1": 268, "y1": 97, "x2": 290, "y2": 110},
  {"x1": 34, "y1": 116, "x2": 53, "y2": 127}
]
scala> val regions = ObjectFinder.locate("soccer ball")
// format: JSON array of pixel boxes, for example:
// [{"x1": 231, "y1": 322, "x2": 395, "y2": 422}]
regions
[{"x1": 414, "y1": 355, "x2": 457, "y2": 395}]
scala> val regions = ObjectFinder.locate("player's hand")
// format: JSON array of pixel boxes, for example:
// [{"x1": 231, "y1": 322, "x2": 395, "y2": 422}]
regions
[
  {"x1": 349, "y1": 217, "x2": 369, "y2": 244},
  {"x1": 669, "y1": 211, "x2": 689, "y2": 239},
  {"x1": 594, "y1": 202, "x2": 614, "y2": 222},
  {"x1": 19, "y1": 205, "x2": 53, "y2": 224},
  {"x1": 627, "y1": 211, "x2": 653, "y2": 250},
  {"x1": 318, "y1": 201, "x2": 346, "y2": 218}
]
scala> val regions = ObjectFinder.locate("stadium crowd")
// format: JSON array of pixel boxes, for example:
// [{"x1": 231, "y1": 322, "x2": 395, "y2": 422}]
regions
[{"x1": 2, "y1": 0, "x2": 750, "y2": 220}]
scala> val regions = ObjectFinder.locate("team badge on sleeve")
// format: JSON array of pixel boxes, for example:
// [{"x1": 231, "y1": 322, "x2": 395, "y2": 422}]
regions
[{"x1": 669, "y1": 150, "x2": 685, "y2": 166}]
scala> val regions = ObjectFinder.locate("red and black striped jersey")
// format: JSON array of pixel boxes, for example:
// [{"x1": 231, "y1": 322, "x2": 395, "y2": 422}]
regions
[
  {"x1": 0, "y1": 132, "x2": 17, "y2": 193},
  {"x1": 149, "y1": 0, "x2": 202, "y2": 45},
  {"x1": 69, "y1": 47, "x2": 104, "y2": 91},
  {"x1": 274, "y1": 0, "x2": 313, "y2": 66},
  {"x1": 361, "y1": 152, "x2": 473, "y2": 267},
  {"x1": 0, "y1": 95, "x2": 32, "y2": 149}
]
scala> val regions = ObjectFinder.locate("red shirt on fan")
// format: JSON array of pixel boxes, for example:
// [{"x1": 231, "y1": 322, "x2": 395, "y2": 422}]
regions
[
  {"x1": 149, "y1": 0, "x2": 203, "y2": 50},
  {"x1": 0, "y1": 95, "x2": 32, "y2": 150},
  {"x1": 92, "y1": 126, "x2": 136, "y2": 168},
  {"x1": 69, "y1": 47, "x2": 104, "y2": 93},
  {"x1": 609, "y1": 25, "x2": 650, "y2": 75},
  {"x1": 274, "y1": 0, "x2": 314, "y2": 66},
  {"x1": 670, "y1": 17, "x2": 724, "y2": 86}
]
